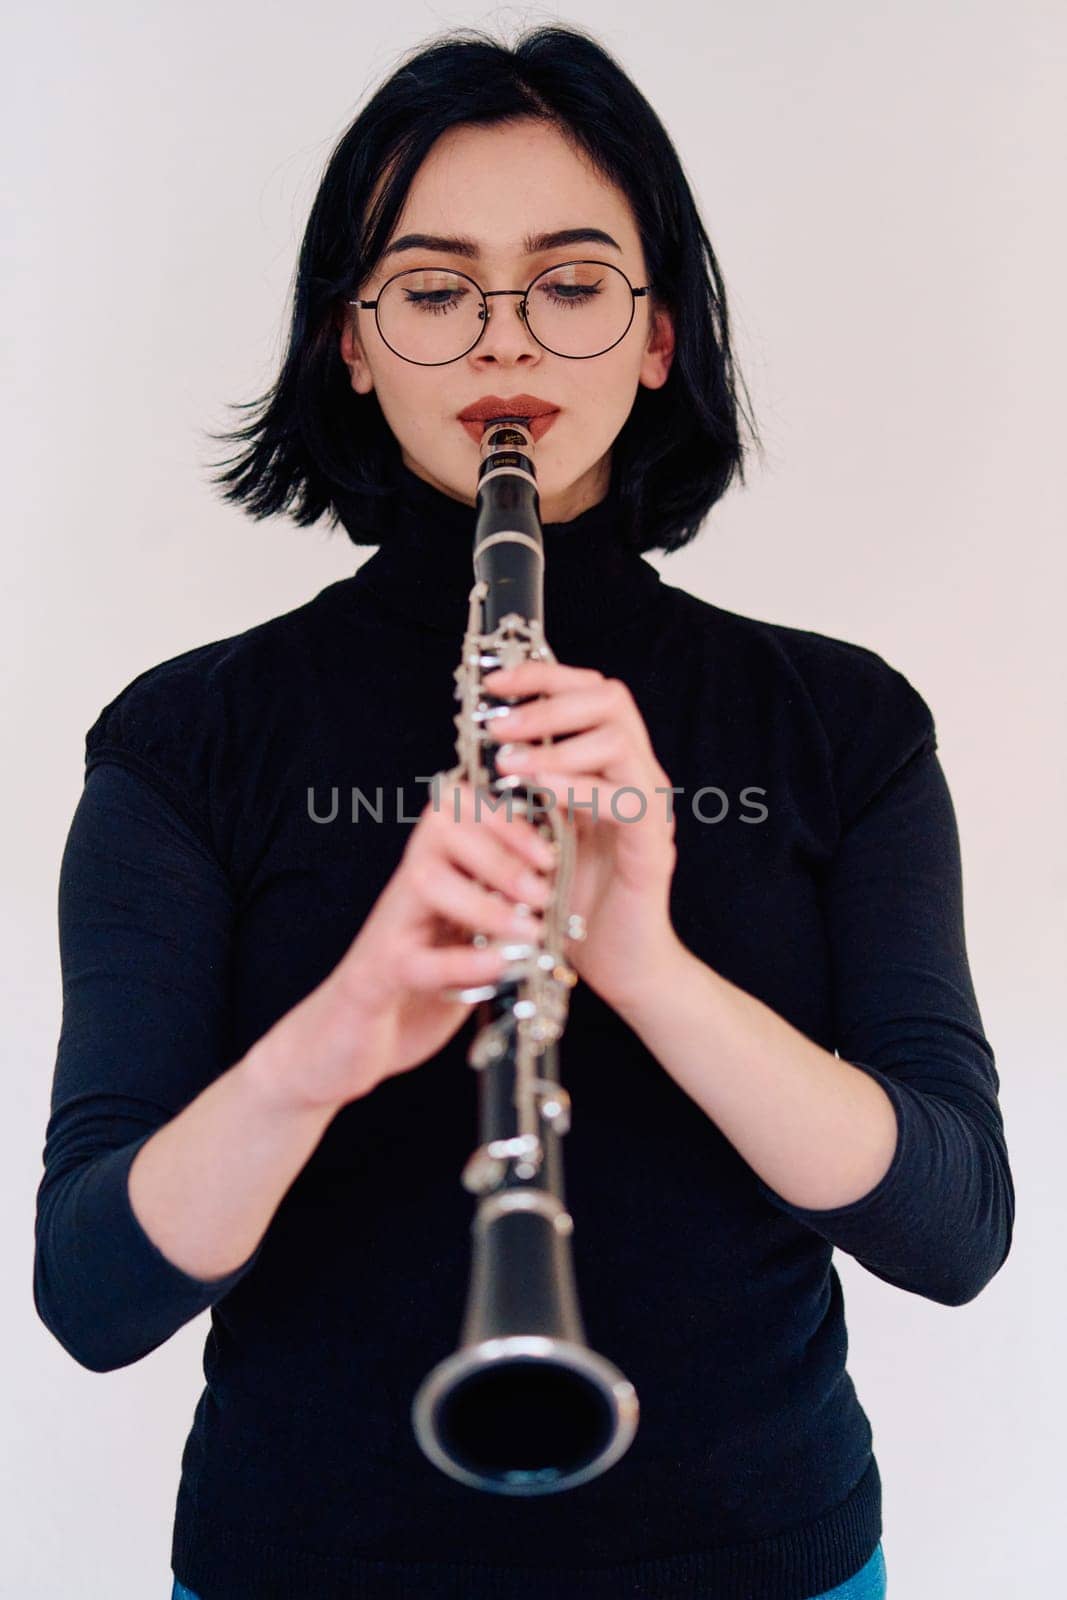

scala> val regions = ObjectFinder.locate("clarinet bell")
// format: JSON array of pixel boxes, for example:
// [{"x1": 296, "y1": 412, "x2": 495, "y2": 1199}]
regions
[{"x1": 411, "y1": 1189, "x2": 639, "y2": 1495}]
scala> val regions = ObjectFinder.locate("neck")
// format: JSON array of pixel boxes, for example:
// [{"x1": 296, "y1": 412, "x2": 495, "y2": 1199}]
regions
[
  {"x1": 347, "y1": 457, "x2": 665, "y2": 645},
  {"x1": 399, "y1": 448, "x2": 612, "y2": 525}
]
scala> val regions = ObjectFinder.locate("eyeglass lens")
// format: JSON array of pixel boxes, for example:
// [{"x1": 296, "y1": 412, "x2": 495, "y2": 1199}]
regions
[{"x1": 374, "y1": 261, "x2": 636, "y2": 363}]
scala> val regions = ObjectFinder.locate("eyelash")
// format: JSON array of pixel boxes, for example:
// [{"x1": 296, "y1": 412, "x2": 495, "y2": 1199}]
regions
[{"x1": 402, "y1": 284, "x2": 602, "y2": 316}]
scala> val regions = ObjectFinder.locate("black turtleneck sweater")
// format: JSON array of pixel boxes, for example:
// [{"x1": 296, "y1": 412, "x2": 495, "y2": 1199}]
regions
[{"x1": 34, "y1": 460, "x2": 1013, "y2": 1599}]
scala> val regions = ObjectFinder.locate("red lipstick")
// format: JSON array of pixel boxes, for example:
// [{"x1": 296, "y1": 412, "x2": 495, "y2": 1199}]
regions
[{"x1": 457, "y1": 393, "x2": 560, "y2": 445}]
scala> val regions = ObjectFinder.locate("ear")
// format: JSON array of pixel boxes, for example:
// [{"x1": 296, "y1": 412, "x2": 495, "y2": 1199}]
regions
[
  {"x1": 638, "y1": 300, "x2": 675, "y2": 392},
  {"x1": 339, "y1": 312, "x2": 375, "y2": 397}
]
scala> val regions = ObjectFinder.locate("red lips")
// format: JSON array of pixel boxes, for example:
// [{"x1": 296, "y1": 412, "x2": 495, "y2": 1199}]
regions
[{"x1": 457, "y1": 393, "x2": 559, "y2": 422}]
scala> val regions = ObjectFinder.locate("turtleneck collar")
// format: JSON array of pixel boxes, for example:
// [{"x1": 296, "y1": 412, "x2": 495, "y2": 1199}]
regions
[{"x1": 349, "y1": 458, "x2": 663, "y2": 642}]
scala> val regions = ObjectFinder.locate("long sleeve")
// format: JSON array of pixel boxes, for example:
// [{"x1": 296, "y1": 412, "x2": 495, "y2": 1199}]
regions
[
  {"x1": 753, "y1": 719, "x2": 1015, "y2": 1306},
  {"x1": 34, "y1": 760, "x2": 263, "y2": 1373}
]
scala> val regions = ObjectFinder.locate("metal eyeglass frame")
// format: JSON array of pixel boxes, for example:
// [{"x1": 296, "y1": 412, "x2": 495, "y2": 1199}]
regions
[{"x1": 346, "y1": 259, "x2": 653, "y2": 366}]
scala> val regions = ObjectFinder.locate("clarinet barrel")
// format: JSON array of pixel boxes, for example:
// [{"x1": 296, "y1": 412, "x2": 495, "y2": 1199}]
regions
[{"x1": 410, "y1": 419, "x2": 639, "y2": 1496}]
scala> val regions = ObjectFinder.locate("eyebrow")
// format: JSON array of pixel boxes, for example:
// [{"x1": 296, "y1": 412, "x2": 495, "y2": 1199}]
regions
[{"x1": 379, "y1": 226, "x2": 623, "y2": 262}]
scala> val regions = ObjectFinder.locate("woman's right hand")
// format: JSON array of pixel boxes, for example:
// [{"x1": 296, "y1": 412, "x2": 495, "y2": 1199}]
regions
[{"x1": 260, "y1": 780, "x2": 558, "y2": 1113}]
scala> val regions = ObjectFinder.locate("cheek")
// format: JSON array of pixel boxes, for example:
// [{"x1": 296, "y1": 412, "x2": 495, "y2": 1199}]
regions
[
  {"x1": 370, "y1": 367, "x2": 446, "y2": 440},
  {"x1": 373, "y1": 378, "x2": 483, "y2": 501},
  {"x1": 566, "y1": 358, "x2": 643, "y2": 448}
]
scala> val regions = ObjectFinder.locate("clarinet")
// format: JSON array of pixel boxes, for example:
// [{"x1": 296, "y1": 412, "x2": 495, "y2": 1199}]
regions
[{"x1": 410, "y1": 418, "x2": 640, "y2": 1496}]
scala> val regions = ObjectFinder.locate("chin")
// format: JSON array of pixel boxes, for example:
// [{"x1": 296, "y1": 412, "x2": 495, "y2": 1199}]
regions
[{"x1": 401, "y1": 452, "x2": 477, "y2": 507}]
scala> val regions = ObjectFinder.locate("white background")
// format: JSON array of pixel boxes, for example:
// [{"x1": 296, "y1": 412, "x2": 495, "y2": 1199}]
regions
[{"x1": 4, "y1": 1, "x2": 1064, "y2": 1594}]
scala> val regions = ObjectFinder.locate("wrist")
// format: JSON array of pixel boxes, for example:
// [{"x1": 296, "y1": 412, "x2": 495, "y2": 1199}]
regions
[
  {"x1": 239, "y1": 979, "x2": 371, "y2": 1120},
  {"x1": 604, "y1": 927, "x2": 695, "y2": 1028},
  {"x1": 238, "y1": 1032, "x2": 339, "y2": 1123}
]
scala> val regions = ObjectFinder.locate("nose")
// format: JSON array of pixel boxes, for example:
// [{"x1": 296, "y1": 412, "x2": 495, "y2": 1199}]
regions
[{"x1": 469, "y1": 295, "x2": 541, "y2": 364}]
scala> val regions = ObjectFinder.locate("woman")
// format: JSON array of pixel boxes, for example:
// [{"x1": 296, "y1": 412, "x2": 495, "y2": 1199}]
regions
[{"x1": 34, "y1": 24, "x2": 1012, "y2": 1600}]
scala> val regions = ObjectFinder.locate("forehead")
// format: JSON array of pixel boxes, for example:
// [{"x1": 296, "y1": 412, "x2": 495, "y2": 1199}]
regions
[{"x1": 383, "y1": 120, "x2": 639, "y2": 261}]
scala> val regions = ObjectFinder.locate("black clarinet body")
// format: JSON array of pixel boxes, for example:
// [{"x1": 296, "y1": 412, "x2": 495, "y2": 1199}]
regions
[{"x1": 410, "y1": 420, "x2": 640, "y2": 1496}]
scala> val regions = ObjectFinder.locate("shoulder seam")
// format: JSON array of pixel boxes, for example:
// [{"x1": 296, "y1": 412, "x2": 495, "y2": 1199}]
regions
[{"x1": 84, "y1": 746, "x2": 219, "y2": 863}]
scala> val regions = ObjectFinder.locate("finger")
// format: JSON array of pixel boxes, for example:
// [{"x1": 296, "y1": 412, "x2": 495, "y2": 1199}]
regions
[
  {"x1": 398, "y1": 942, "x2": 510, "y2": 994},
  {"x1": 418, "y1": 858, "x2": 546, "y2": 941},
  {"x1": 419, "y1": 780, "x2": 555, "y2": 869},
  {"x1": 483, "y1": 662, "x2": 606, "y2": 696},
  {"x1": 437, "y1": 820, "x2": 554, "y2": 911},
  {"x1": 393, "y1": 787, "x2": 549, "y2": 932},
  {"x1": 461, "y1": 786, "x2": 559, "y2": 871},
  {"x1": 497, "y1": 727, "x2": 631, "y2": 783},
  {"x1": 490, "y1": 679, "x2": 642, "y2": 744},
  {"x1": 521, "y1": 776, "x2": 653, "y2": 824}
]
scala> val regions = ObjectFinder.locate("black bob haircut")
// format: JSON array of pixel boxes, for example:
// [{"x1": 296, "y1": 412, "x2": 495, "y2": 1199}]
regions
[{"x1": 207, "y1": 23, "x2": 761, "y2": 556}]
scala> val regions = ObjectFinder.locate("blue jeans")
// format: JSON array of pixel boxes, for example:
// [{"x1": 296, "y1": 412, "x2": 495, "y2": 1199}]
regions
[
  {"x1": 171, "y1": 1541, "x2": 886, "y2": 1599},
  {"x1": 809, "y1": 1541, "x2": 887, "y2": 1598}
]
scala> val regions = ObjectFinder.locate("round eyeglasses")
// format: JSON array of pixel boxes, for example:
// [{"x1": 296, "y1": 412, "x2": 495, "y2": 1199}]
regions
[{"x1": 347, "y1": 259, "x2": 652, "y2": 366}]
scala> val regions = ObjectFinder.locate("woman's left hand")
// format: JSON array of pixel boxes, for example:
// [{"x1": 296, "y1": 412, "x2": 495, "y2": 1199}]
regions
[{"x1": 482, "y1": 660, "x2": 683, "y2": 1014}]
